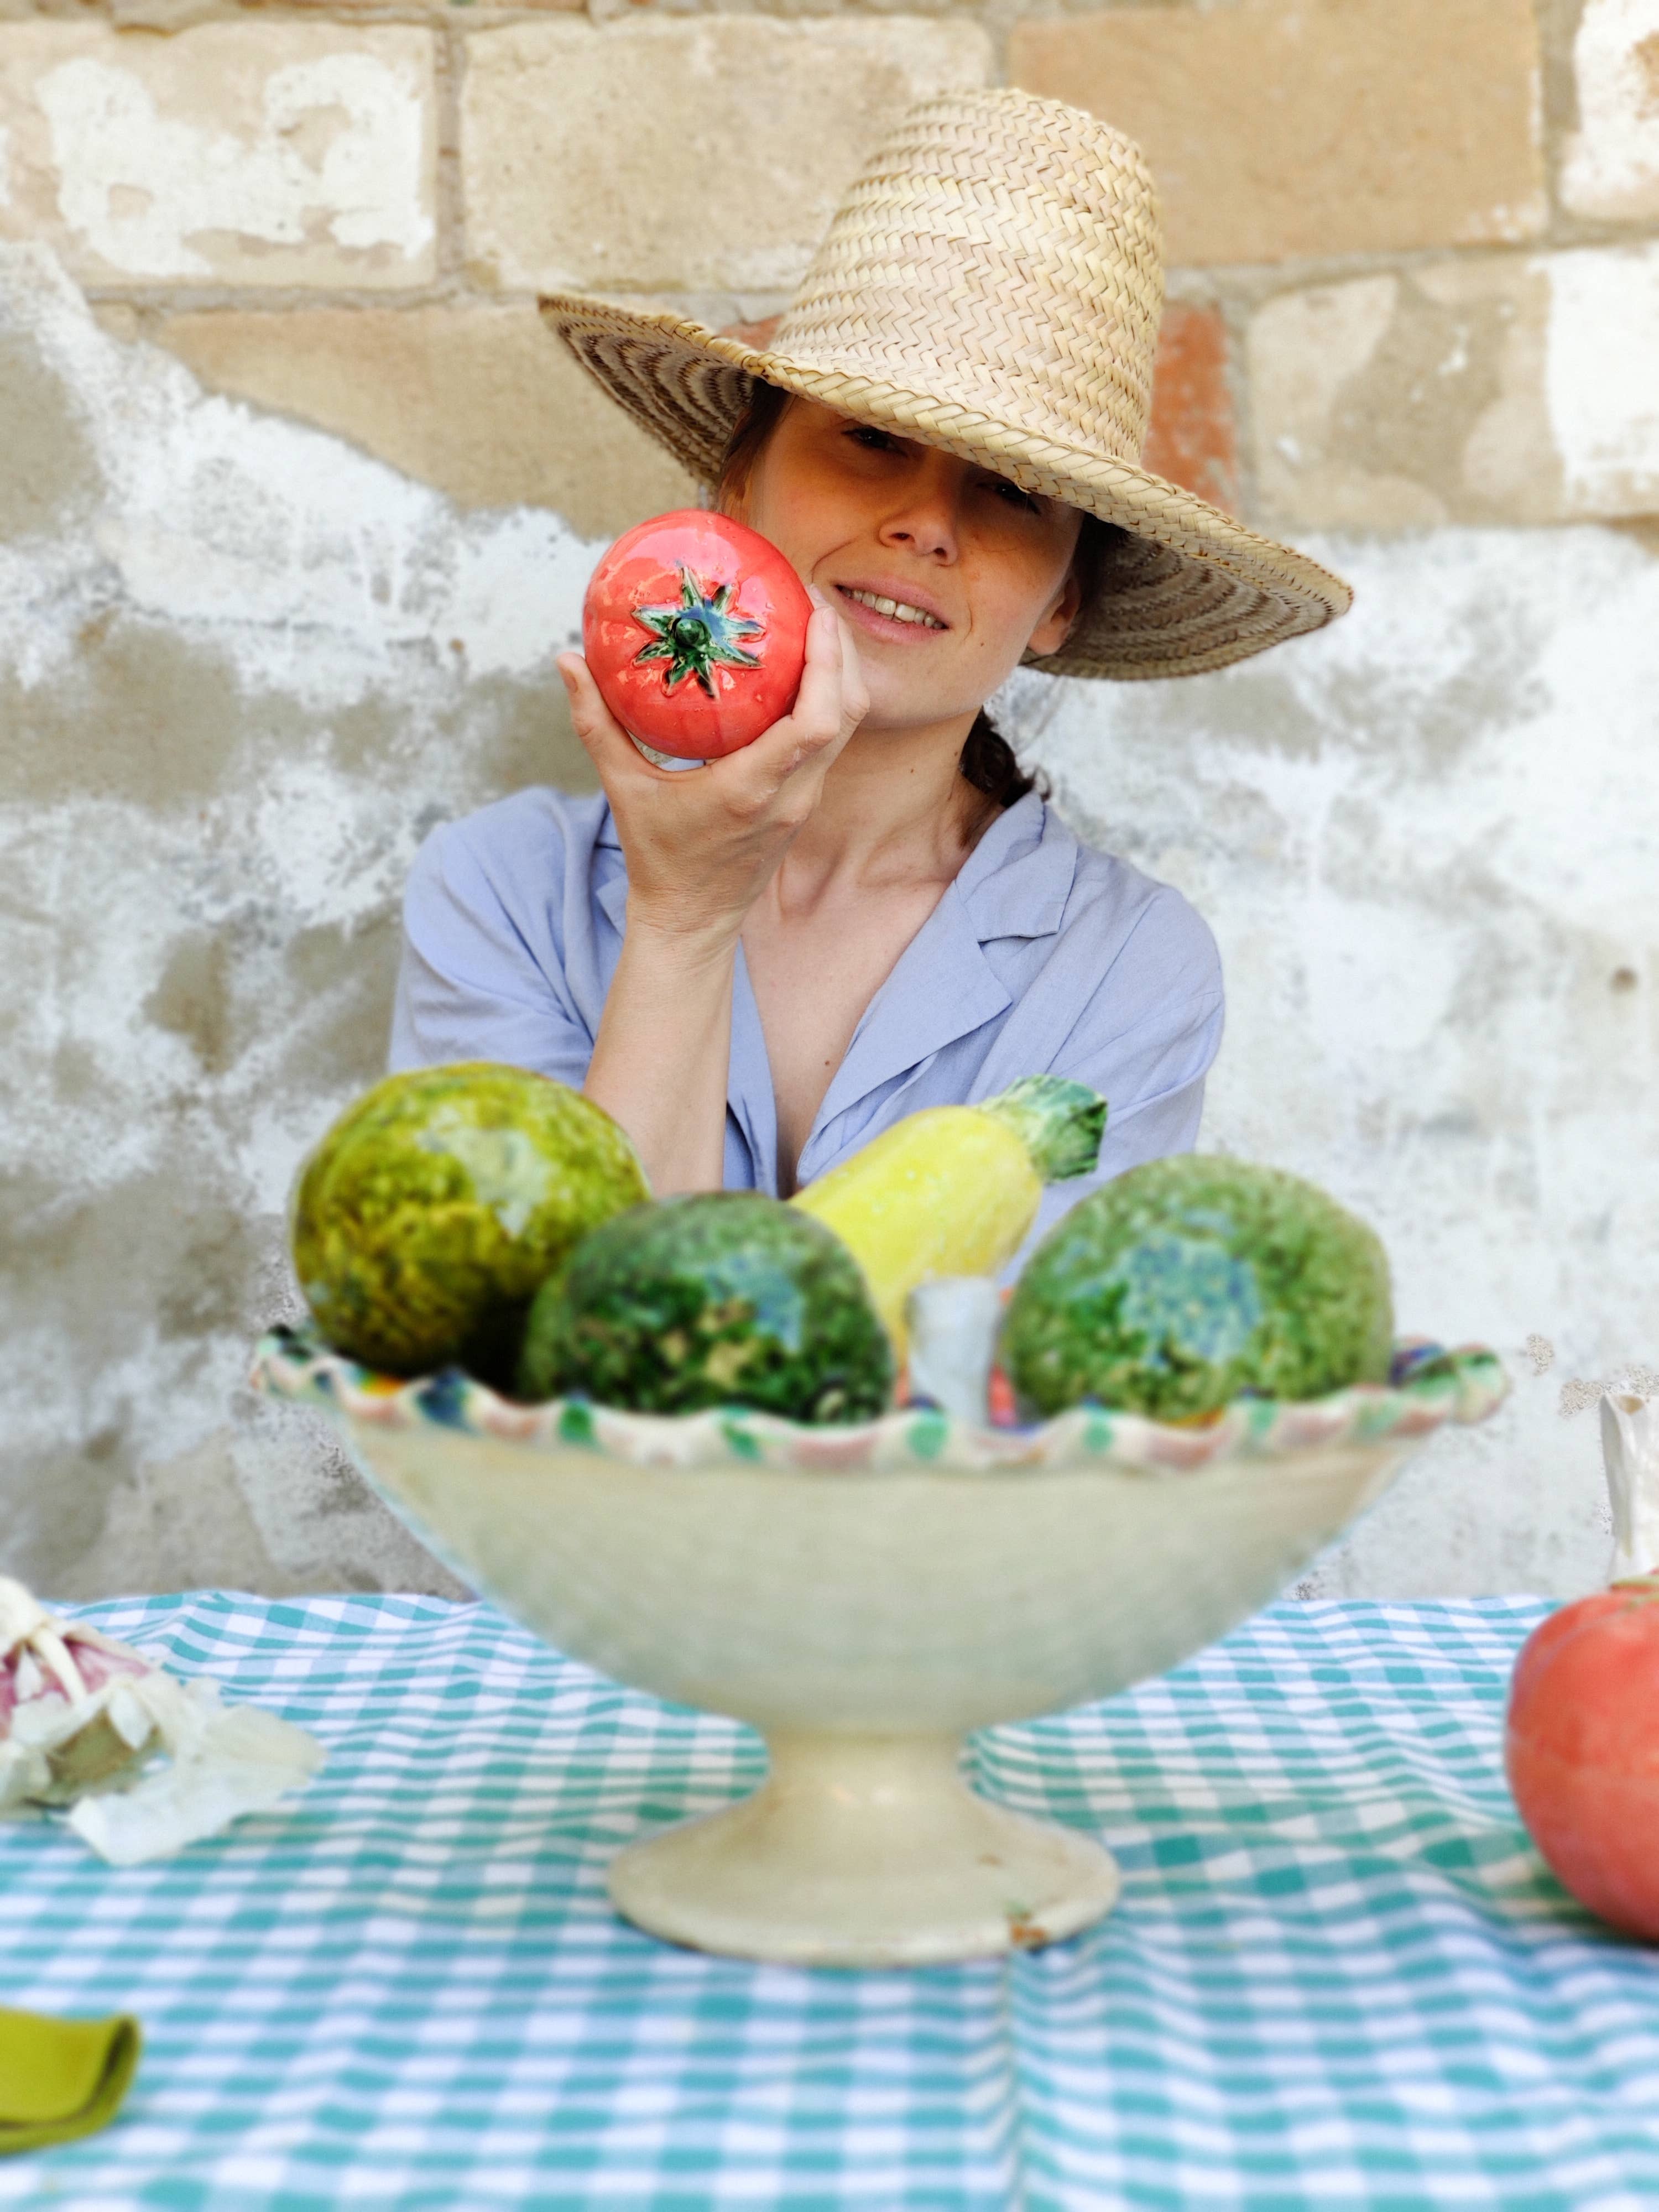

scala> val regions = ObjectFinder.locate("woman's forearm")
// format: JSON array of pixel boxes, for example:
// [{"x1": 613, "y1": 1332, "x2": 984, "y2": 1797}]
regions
[
  {"x1": 583, "y1": 915, "x2": 736, "y2": 1195},
  {"x1": 561, "y1": 598, "x2": 862, "y2": 1195}
]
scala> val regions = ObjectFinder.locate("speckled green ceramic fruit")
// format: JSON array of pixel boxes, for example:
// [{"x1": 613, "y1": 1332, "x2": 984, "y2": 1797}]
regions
[
  {"x1": 291, "y1": 1063, "x2": 648, "y2": 1383},
  {"x1": 1001, "y1": 1155, "x2": 1393, "y2": 1421},
  {"x1": 518, "y1": 1192, "x2": 894, "y2": 1423}
]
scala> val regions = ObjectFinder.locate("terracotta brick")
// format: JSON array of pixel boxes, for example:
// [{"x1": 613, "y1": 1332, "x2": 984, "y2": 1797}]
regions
[
  {"x1": 460, "y1": 18, "x2": 990, "y2": 294},
  {"x1": 0, "y1": 19, "x2": 436, "y2": 288},
  {"x1": 154, "y1": 304, "x2": 696, "y2": 539},
  {"x1": 720, "y1": 316, "x2": 782, "y2": 354},
  {"x1": 1249, "y1": 244, "x2": 1659, "y2": 528},
  {"x1": 1009, "y1": 0, "x2": 1546, "y2": 267},
  {"x1": 1560, "y1": 0, "x2": 1659, "y2": 222},
  {"x1": 1143, "y1": 302, "x2": 1238, "y2": 514}
]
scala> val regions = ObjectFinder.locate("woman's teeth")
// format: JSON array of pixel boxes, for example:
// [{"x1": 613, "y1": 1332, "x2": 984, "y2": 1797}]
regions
[{"x1": 840, "y1": 588, "x2": 945, "y2": 629}]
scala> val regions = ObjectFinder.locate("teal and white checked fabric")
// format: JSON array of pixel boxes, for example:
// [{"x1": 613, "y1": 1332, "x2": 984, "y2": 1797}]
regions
[{"x1": 2, "y1": 1593, "x2": 1656, "y2": 2209}]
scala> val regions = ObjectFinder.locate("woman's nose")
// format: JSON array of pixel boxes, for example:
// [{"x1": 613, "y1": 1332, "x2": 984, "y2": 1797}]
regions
[{"x1": 879, "y1": 457, "x2": 963, "y2": 561}]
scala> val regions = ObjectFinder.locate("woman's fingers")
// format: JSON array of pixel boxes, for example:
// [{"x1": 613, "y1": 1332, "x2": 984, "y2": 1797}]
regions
[
  {"x1": 564, "y1": 585, "x2": 863, "y2": 873},
  {"x1": 789, "y1": 595, "x2": 867, "y2": 754},
  {"x1": 558, "y1": 651, "x2": 633, "y2": 764},
  {"x1": 834, "y1": 615, "x2": 869, "y2": 740},
  {"x1": 718, "y1": 598, "x2": 865, "y2": 793},
  {"x1": 558, "y1": 652, "x2": 661, "y2": 784}
]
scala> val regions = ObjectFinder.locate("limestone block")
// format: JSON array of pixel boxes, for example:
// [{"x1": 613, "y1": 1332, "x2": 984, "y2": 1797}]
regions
[
  {"x1": 1142, "y1": 302, "x2": 1238, "y2": 515},
  {"x1": 460, "y1": 18, "x2": 990, "y2": 293},
  {"x1": 1009, "y1": 0, "x2": 1546, "y2": 266},
  {"x1": 1249, "y1": 244, "x2": 1659, "y2": 528},
  {"x1": 1560, "y1": 0, "x2": 1659, "y2": 222},
  {"x1": 0, "y1": 20, "x2": 436, "y2": 287},
  {"x1": 155, "y1": 305, "x2": 695, "y2": 540}
]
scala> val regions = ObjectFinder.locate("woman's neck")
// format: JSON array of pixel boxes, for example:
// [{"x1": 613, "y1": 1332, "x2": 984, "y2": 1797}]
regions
[
  {"x1": 774, "y1": 711, "x2": 993, "y2": 904},
  {"x1": 739, "y1": 708, "x2": 1000, "y2": 1190}
]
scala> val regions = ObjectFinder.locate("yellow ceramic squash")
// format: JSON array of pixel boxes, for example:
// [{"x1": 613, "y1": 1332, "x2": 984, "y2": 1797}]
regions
[{"x1": 792, "y1": 1077, "x2": 1107, "y2": 1357}]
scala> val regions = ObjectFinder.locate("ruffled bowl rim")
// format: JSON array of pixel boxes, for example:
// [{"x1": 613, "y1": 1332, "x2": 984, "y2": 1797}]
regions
[{"x1": 252, "y1": 1328, "x2": 1509, "y2": 1478}]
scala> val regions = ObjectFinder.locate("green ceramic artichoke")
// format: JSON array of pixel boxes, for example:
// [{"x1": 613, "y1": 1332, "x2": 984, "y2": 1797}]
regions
[
  {"x1": 291, "y1": 1062, "x2": 647, "y2": 1383},
  {"x1": 1001, "y1": 1155, "x2": 1394, "y2": 1421},
  {"x1": 519, "y1": 1191, "x2": 894, "y2": 1423}
]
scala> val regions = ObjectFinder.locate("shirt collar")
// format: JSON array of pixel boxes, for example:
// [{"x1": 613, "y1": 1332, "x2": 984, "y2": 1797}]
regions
[
  {"x1": 800, "y1": 795, "x2": 1077, "y2": 1176},
  {"x1": 952, "y1": 790, "x2": 1078, "y2": 943},
  {"x1": 586, "y1": 792, "x2": 1079, "y2": 1187}
]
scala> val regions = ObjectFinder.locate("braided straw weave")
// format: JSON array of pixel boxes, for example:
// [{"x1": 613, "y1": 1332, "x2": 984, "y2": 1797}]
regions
[{"x1": 541, "y1": 89, "x2": 1351, "y2": 681}]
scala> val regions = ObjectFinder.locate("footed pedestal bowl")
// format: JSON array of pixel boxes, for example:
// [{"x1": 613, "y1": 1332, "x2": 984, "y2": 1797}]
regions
[{"x1": 254, "y1": 1332, "x2": 1505, "y2": 1967}]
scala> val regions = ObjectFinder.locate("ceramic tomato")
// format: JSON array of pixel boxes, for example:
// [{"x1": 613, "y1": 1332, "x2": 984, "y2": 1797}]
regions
[
  {"x1": 582, "y1": 511, "x2": 812, "y2": 760},
  {"x1": 1506, "y1": 1572, "x2": 1659, "y2": 1941}
]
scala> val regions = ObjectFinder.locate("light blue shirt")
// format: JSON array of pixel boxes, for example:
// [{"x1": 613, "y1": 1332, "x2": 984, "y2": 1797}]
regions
[{"x1": 389, "y1": 787, "x2": 1224, "y2": 1253}]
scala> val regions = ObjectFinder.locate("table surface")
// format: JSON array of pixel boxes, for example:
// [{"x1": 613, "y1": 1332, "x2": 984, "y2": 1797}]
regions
[{"x1": 2, "y1": 1593, "x2": 1655, "y2": 2211}]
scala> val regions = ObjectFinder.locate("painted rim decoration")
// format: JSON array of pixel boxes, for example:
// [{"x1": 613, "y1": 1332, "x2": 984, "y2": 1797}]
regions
[{"x1": 252, "y1": 1326, "x2": 1508, "y2": 1477}]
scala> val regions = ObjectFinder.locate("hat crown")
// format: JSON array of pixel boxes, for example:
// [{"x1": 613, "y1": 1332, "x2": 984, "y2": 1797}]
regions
[
  {"x1": 538, "y1": 84, "x2": 1352, "y2": 681},
  {"x1": 773, "y1": 88, "x2": 1165, "y2": 467}
]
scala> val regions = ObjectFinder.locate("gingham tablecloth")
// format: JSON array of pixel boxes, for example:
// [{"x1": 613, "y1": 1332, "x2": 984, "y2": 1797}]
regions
[{"x1": 3, "y1": 1595, "x2": 1656, "y2": 2211}]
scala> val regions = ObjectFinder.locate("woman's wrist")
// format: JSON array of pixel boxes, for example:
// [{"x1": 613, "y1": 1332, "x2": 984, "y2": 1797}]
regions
[
  {"x1": 586, "y1": 906, "x2": 737, "y2": 1195},
  {"x1": 622, "y1": 900, "x2": 746, "y2": 966}
]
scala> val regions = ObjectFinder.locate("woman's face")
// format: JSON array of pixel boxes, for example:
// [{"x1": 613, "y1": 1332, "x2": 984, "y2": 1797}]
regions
[{"x1": 724, "y1": 398, "x2": 1084, "y2": 735}]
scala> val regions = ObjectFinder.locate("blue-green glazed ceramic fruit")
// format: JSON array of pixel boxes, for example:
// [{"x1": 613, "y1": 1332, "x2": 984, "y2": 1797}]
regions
[
  {"x1": 518, "y1": 1191, "x2": 895, "y2": 1423},
  {"x1": 1000, "y1": 1155, "x2": 1394, "y2": 1421},
  {"x1": 291, "y1": 1062, "x2": 648, "y2": 1383}
]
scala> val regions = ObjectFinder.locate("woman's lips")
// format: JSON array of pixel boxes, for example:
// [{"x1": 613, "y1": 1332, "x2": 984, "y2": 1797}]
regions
[{"x1": 832, "y1": 583, "x2": 950, "y2": 640}]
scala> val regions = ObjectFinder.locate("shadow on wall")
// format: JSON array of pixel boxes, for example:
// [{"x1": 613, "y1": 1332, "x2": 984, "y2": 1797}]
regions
[{"x1": 0, "y1": 239, "x2": 604, "y2": 1599}]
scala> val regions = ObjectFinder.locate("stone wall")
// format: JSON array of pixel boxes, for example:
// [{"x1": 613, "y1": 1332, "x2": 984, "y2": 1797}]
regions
[{"x1": 2, "y1": 0, "x2": 1656, "y2": 1600}]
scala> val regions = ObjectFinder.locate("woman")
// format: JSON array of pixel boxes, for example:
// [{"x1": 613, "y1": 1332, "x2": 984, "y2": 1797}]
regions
[{"x1": 391, "y1": 89, "x2": 1349, "y2": 1250}]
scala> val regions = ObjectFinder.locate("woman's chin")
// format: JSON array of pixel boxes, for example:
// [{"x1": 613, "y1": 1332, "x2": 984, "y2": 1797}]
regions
[{"x1": 846, "y1": 697, "x2": 975, "y2": 750}]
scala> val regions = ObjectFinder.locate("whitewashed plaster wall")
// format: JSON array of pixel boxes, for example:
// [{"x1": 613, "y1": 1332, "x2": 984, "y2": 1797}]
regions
[
  {"x1": 1002, "y1": 532, "x2": 1659, "y2": 1597},
  {"x1": 3, "y1": 239, "x2": 1655, "y2": 1602}
]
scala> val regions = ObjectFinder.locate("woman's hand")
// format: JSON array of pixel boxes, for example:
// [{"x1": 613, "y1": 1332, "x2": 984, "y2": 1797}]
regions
[
  {"x1": 565, "y1": 590, "x2": 865, "y2": 1194},
  {"x1": 557, "y1": 590, "x2": 867, "y2": 949}
]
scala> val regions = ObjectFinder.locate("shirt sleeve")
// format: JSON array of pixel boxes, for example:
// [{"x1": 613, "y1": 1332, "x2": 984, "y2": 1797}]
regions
[
  {"x1": 388, "y1": 815, "x2": 597, "y2": 1086},
  {"x1": 1052, "y1": 975, "x2": 1219, "y2": 1171}
]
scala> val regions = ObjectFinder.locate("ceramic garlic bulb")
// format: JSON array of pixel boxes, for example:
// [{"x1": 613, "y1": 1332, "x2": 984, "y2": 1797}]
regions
[
  {"x1": 1600, "y1": 1392, "x2": 1659, "y2": 1579},
  {"x1": 904, "y1": 1277, "x2": 1003, "y2": 1423}
]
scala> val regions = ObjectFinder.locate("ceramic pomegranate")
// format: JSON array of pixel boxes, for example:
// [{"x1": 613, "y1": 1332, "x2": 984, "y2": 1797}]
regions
[{"x1": 1505, "y1": 1573, "x2": 1659, "y2": 1942}]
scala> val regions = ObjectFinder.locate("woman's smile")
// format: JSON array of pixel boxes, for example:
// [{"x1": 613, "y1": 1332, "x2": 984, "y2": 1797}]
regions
[{"x1": 832, "y1": 580, "x2": 952, "y2": 639}]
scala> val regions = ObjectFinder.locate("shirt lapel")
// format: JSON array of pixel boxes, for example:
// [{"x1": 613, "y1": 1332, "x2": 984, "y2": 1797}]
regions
[
  {"x1": 587, "y1": 792, "x2": 1079, "y2": 1192},
  {"x1": 801, "y1": 883, "x2": 1011, "y2": 1169},
  {"x1": 728, "y1": 942, "x2": 780, "y2": 1194},
  {"x1": 796, "y1": 797, "x2": 1077, "y2": 1181}
]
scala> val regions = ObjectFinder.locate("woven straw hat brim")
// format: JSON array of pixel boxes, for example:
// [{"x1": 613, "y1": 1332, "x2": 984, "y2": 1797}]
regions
[{"x1": 541, "y1": 296, "x2": 1352, "y2": 682}]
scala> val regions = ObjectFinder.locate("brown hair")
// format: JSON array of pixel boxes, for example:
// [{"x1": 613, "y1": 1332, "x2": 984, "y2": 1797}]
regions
[{"x1": 716, "y1": 384, "x2": 1120, "y2": 812}]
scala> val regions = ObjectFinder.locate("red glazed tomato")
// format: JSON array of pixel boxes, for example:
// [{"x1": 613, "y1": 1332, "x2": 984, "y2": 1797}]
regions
[
  {"x1": 1506, "y1": 1572, "x2": 1659, "y2": 1941},
  {"x1": 582, "y1": 510, "x2": 812, "y2": 760}
]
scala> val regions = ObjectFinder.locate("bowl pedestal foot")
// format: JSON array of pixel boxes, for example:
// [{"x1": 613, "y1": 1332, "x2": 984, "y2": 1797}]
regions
[{"x1": 607, "y1": 1728, "x2": 1120, "y2": 1966}]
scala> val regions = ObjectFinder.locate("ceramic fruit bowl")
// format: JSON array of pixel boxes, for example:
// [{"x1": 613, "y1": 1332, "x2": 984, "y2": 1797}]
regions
[{"x1": 253, "y1": 1328, "x2": 1506, "y2": 1968}]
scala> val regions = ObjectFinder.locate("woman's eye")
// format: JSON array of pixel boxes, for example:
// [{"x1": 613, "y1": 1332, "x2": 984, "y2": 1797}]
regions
[
  {"x1": 988, "y1": 476, "x2": 1041, "y2": 514},
  {"x1": 848, "y1": 424, "x2": 904, "y2": 455}
]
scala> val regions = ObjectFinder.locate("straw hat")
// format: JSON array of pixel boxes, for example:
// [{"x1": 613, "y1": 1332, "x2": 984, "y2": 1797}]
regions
[{"x1": 540, "y1": 88, "x2": 1350, "y2": 681}]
